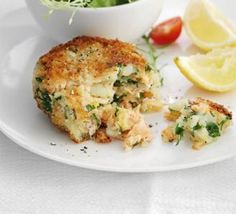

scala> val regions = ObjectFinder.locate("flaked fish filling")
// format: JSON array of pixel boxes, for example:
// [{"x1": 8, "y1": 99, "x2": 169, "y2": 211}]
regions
[
  {"x1": 33, "y1": 36, "x2": 162, "y2": 150},
  {"x1": 162, "y1": 98, "x2": 232, "y2": 150}
]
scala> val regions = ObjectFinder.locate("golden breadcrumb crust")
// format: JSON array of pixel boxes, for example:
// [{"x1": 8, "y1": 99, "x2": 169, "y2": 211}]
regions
[
  {"x1": 33, "y1": 36, "x2": 155, "y2": 146},
  {"x1": 38, "y1": 36, "x2": 147, "y2": 83},
  {"x1": 191, "y1": 97, "x2": 232, "y2": 119}
]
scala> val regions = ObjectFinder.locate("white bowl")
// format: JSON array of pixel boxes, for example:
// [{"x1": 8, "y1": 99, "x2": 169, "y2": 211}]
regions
[{"x1": 25, "y1": 0, "x2": 163, "y2": 43}]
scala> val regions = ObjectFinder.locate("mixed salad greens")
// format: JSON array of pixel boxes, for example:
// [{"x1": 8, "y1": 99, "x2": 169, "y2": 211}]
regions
[
  {"x1": 40, "y1": 0, "x2": 137, "y2": 9},
  {"x1": 40, "y1": 0, "x2": 137, "y2": 24},
  {"x1": 90, "y1": 0, "x2": 137, "y2": 7}
]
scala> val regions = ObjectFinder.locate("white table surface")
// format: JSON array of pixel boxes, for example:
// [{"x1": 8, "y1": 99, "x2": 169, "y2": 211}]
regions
[{"x1": 1, "y1": 1, "x2": 236, "y2": 213}]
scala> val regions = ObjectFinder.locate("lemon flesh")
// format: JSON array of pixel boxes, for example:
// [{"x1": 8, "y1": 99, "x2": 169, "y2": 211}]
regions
[
  {"x1": 184, "y1": 0, "x2": 236, "y2": 51},
  {"x1": 175, "y1": 47, "x2": 236, "y2": 92}
]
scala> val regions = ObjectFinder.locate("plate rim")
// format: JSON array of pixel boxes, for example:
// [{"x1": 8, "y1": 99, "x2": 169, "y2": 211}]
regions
[{"x1": 1, "y1": 120, "x2": 235, "y2": 173}]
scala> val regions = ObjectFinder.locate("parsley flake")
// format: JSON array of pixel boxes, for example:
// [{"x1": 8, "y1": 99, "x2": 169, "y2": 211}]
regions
[{"x1": 206, "y1": 122, "x2": 220, "y2": 138}]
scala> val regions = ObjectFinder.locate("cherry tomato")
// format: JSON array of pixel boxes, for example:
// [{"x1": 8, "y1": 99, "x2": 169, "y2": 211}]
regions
[{"x1": 150, "y1": 16, "x2": 183, "y2": 45}]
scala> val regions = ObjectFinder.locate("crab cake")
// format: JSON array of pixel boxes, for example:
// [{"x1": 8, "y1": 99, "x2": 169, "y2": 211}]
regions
[
  {"x1": 33, "y1": 36, "x2": 162, "y2": 150},
  {"x1": 162, "y1": 98, "x2": 233, "y2": 150}
]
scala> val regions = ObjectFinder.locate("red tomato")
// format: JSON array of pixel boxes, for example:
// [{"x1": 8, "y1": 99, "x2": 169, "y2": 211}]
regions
[{"x1": 150, "y1": 16, "x2": 183, "y2": 45}]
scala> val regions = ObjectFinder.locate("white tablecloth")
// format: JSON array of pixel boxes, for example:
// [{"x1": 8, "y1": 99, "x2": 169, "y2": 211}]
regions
[{"x1": 0, "y1": 1, "x2": 236, "y2": 213}]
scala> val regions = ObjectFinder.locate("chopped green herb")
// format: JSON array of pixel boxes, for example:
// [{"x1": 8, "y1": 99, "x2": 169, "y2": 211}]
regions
[
  {"x1": 115, "y1": 107, "x2": 119, "y2": 117},
  {"x1": 64, "y1": 106, "x2": 69, "y2": 119},
  {"x1": 64, "y1": 105, "x2": 76, "y2": 120},
  {"x1": 193, "y1": 123, "x2": 202, "y2": 131},
  {"x1": 219, "y1": 116, "x2": 231, "y2": 130},
  {"x1": 140, "y1": 92, "x2": 145, "y2": 99},
  {"x1": 175, "y1": 124, "x2": 184, "y2": 135},
  {"x1": 210, "y1": 111, "x2": 215, "y2": 117},
  {"x1": 127, "y1": 79, "x2": 138, "y2": 85},
  {"x1": 114, "y1": 80, "x2": 122, "y2": 87},
  {"x1": 206, "y1": 122, "x2": 220, "y2": 138},
  {"x1": 184, "y1": 105, "x2": 190, "y2": 110},
  {"x1": 36, "y1": 89, "x2": 52, "y2": 113},
  {"x1": 169, "y1": 108, "x2": 177, "y2": 113},
  {"x1": 91, "y1": 113, "x2": 100, "y2": 126},
  {"x1": 55, "y1": 95, "x2": 62, "y2": 101},
  {"x1": 86, "y1": 104, "x2": 95, "y2": 112},
  {"x1": 116, "y1": 63, "x2": 124, "y2": 75},
  {"x1": 189, "y1": 110, "x2": 197, "y2": 116},
  {"x1": 176, "y1": 137, "x2": 182, "y2": 146},
  {"x1": 35, "y1": 77, "x2": 43, "y2": 82},
  {"x1": 114, "y1": 76, "x2": 138, "y2": 87},
  {"x1": 175, "y1": 124, "x2": 184, "y2": 145},
  {"x1": 160, "y1": 77, "x2": 164, "y2": 86},
  {"x1": 129, "y1": 101, "x2": 138, "y2": 108},
  {"x1": 41, "y1": 91, "x2": 52, "y2": 112},
  {"x1": 145, "y1": 64, "x2": 152, "y2": 72},
  {"x1": 133, "y1": 68, "x2": 140, "y2": 75},
  {"x1": 132, "y1": 141, "x2": 141, "y2": 148},
  {"x1": 116, "y1": 63, "x2": 124, "y2": 67},
  {"x1": 112, "y1": 94, "x2": 126, "y2": 104}
]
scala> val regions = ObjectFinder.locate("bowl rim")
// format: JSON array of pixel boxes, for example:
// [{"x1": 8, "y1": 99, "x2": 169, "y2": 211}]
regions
[{"x1": 30, "y1": 0, "x2": 161, "y2": 12}]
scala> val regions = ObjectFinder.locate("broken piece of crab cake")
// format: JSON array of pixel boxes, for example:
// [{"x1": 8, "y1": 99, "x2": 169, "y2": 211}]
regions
[
  {"x1": 33, "y1": 36, "x2": 162, "y2": 150},
  {"x1": 162, "y1": 98, "x2": 232, "y2": 150}
]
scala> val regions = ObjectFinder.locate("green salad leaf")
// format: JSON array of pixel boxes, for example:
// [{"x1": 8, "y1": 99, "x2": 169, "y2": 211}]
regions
[
  {"x1": 89, "y1": 0, "x2": 117, "y2": 7},
  {"x1": 89, "y1": 0, "x2": 137, "y2": 7}
]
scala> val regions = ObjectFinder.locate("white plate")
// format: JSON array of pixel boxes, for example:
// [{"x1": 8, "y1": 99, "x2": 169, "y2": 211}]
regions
[{"x1": 0, "y1": 35, "x2": 236, "y2": 173}]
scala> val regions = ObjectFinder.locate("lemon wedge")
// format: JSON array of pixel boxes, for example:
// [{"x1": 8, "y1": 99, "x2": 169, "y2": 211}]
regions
[
  {"x1": 184, "y1": 0, "x2": 236, "y2": 51},
  {"x1": 175, "y1": 47, "x2": 236, "y2": 92}
]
